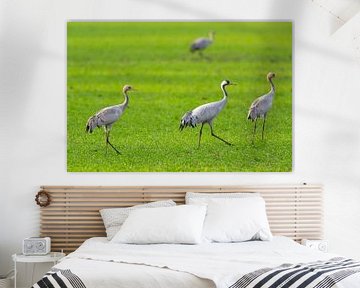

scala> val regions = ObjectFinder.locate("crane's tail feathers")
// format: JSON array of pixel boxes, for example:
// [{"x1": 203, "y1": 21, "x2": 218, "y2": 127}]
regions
[
  {"x1": 179, "y1": 111, "x2": 197, "y2": 131},
  {"x1": 247, "y1": 108, "x2": 257, "y2": 122},
  {"x1": 85, "y1": 115, "x2": 98, "y2": 133},
  {"x1": 190, "y1": 44, "x2": 199, "y2": 52}
]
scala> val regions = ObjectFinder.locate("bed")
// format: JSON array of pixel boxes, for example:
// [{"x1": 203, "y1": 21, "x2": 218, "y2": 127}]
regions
[
  {"x1": 33, "y1": 185, "x2": 360, "y2": 288},
  {"x1": 33, "y1": 236, "x2": 360, "y2": 288}
]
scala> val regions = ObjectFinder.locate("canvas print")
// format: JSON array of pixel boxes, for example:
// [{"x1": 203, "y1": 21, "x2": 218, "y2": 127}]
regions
[{"x1": 67, "y1": 22, "x2": 292, "y2": 172}]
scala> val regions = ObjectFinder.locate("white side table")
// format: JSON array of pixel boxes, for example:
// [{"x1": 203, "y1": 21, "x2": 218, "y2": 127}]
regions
[{"x1": 12, "y1": 252, "x2": 65, "y2": 288}]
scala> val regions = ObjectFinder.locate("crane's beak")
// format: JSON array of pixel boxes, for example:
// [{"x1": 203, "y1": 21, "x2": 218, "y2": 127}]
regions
[{"x1": 230, "y1": 83, "x2": 237, "y2": 85}]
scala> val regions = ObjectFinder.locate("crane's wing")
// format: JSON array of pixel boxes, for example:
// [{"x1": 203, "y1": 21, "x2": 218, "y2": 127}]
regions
[
  {"x1": 190, "y1": 38, "x2": 212, "y2": 51},
  {"x1": 85, "y1": 106, "x2": 120, "y2": 132},
  {"x1": 192, "y1": 100, "x2": 225, "y2": 121},
  {"x1": 96, "y1": 106, "x2": 121, "y2": 126},
  {"x1": 247, "y1": 92, "x2": 274, "y2": 121},
  {"x1": 180, "y1": 99, "x2": 226, "y2": 130}
]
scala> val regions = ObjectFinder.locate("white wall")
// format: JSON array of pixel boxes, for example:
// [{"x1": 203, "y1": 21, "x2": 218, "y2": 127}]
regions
[{"x1": 1, "y1": 0, "x2": 360, "y2": 285}]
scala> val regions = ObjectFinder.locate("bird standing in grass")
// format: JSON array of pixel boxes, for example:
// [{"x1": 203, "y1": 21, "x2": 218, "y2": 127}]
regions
[
  {"x1": 190, "y1": 31, "x2": 215, "y2": 57},
  {"x1": 247, "y1": 72, "x2": 276, "y2": 143},
  {"x1": 86, "y1": 84, "x2": 134, "y2": 154},
  {"x1": 180, "y1": 80, "x2": 235, "y2": 147}
]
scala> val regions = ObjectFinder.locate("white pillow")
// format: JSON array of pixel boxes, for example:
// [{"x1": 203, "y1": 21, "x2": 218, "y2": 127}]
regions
[
  {"x1": 111, "y1": 205, "x2": 207, "y2": 244},
  {"x1": 202, "y1": 197, "x2": 272, "y2": 243},
  {"x1": 186, "y1": 192, "x2": 260, "y2": 204},
  {"x1": 100, "y1": 200, "x2": 176, "y2": 240}
]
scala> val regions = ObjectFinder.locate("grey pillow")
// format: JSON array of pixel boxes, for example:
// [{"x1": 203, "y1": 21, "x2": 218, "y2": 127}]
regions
[
  {"x1": 186, "y1": 192, "x2": 260, "y2": 204},
  {"x1": 100, "y1": 200, "x2": 176, "y2": 240}
]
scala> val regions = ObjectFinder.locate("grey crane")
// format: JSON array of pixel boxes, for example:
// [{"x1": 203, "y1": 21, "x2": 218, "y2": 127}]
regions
[
  {"x1": 247, "y1": 72, "x2": 276, "y2": 143},
  {"x1": 179, "y1": 80, "x2": 235, "y2": 147},
  {"x1": 85, "y1": 84, "x2": 134, "y2": 154},
  {"x1": 190, "y1": 31, "x2": 215, "y2": 57}
]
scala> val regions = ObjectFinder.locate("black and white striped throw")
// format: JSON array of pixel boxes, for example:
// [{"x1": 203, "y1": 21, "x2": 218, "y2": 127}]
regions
[
  {"x1": 32, "y1": 268, "x2": 86, "y2": 288},
  {"x1": 229, "y1": 257, "x2": 360, "y2": 288}
]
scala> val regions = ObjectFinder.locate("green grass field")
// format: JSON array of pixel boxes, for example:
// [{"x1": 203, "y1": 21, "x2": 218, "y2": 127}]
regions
[{"x1": 67, "y1": 22, "x2": 292, "y2": 172}]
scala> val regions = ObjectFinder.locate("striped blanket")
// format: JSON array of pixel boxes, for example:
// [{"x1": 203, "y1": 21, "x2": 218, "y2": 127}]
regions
[
  {"x1": 32, "y1": 268, "x2": 86, "y2": 288},
  {"x1": 229, "y1": 258, "x2": 360, "y2": 288},
  {"x1": 32, "y1": 258, "x2": 360, "y2": 288}
]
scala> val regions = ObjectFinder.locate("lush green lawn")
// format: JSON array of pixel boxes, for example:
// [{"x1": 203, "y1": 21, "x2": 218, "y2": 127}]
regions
[{"x1": 67, "y1": 22, "x2": 292, "y2": 172}]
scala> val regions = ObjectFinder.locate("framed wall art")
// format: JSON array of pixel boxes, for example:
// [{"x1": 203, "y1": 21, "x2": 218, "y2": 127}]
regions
[{"x1": 67, "y1": 21, "x2": 292, "y2": 172}]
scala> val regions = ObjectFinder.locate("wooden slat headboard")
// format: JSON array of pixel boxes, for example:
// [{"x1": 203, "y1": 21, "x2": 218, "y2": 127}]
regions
[{"x1": 39, "y1": 184, "x2": 323, "y2": 253}]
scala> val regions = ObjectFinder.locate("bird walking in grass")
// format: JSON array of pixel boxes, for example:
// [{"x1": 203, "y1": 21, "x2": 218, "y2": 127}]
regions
[
  {"x1": 190, "y1": 31, "x2": 215, "y2": 57},
  {"x1": 247, "y1": 72, "x2": 276, "y2": 143},
  {"x1": 85, "y1": 84, "x2": 134, "y2": 154},
  {"x1": 180, "y1": 80, "x2": 235, "y2": 147}
]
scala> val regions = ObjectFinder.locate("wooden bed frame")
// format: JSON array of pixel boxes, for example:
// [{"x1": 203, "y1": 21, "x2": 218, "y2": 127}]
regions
[{"x1": 39, "y1": 184, "x2": 323, "y2": 253}]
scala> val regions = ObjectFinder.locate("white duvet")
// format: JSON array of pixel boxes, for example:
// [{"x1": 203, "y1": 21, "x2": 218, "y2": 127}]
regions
[{"x1": 53, "y1": 237, "x2": 360, "y2": 288}]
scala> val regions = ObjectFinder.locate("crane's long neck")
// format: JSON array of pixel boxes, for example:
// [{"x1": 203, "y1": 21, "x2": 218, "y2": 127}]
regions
[
  {"x1": 219, "y1": 84, "x2": 228, "y2": 109},
  {"x1": 209, "y1": 32, "x2": 214, "y2": 42},
  {"x1": 221, "y1": 84, "x2": 228, "y2": 100},
  {"x1": 269, "y1": 78, "x2": 275, "y2": 94},
  {"x1": 122, "y1": 91, "x2": 129, "y2": 109}
]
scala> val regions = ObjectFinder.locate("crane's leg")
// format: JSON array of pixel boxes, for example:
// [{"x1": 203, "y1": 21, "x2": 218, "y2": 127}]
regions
[
  {"x1": 103, "y1": 127, "x2": 110, "y2": 155},
  {"x1": 105, "y1": 130, "x2": 109, "y2": 155},
  {"x1": 199, "y1": 50, "x2": 210, "y2": 61},
  {"x1": 106, "y1": 129, "x2": 121, "y2": 155},
  {"x1": 107, "y1": 140, "x2": 121, "y2": 155},
  {"x1": 209, "y1": 123, "x2": 232, "y2": 146},
  {"x1": 198, "y1": 124, "x2": 204, "y2": 148},
  {"x1": 252, "y1": 118, "x2": 257, "y2": 144},
  {"x1": 262, "y1": 114, "x2": 267, "y2": 140}
]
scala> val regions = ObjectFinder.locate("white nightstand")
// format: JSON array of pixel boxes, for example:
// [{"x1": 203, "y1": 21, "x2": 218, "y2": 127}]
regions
[
  {"x1": 12, "y1": 252, "x2": 65, "y2": 288},
  {"x1": 301, "y1": 239, "x2": 328, "y2": 252}
]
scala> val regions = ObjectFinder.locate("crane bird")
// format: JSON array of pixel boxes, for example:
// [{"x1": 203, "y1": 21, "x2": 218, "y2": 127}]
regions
[
  {"x1": 85, "y1": 84, "x2": 134, "y2": 154},
  {"x1": 247, "y1": 72, "x2": 276, "y2": 143},
  {"x1": 190, "y1": 31, "x2": 215, "y2": 57},
  {"x1": 179, "y1": 80, "x2": 235, "y2": 147}
]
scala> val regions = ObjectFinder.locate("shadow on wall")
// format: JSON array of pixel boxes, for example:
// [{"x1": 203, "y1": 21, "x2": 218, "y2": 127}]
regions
[
  {"x1": 0, "y1": 0, "x2": 61, "y2": 131},
  {"x1": 0, "y1": 0, "x2": 63, "y2": 280},
  {"x1": 266, "y1": 0, "x2": 360, "y2": 185}
]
